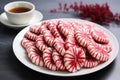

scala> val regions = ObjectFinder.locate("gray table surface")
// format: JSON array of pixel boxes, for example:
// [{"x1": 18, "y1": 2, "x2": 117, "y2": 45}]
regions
[{"x1": 0, "y1": 0, "x2": 120, "y2": 80}]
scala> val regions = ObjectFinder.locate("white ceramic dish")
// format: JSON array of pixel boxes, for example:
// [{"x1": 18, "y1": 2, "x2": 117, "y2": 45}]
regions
[
  {"x1": 12, "y1": 18, "x2": 119, "y2": 76},
  {"x1": 0, "y1": 10, "x2": 43, "y2": 28}
]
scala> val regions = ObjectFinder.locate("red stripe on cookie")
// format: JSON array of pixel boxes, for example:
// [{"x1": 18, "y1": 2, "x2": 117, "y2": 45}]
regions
[
  {"x1": 26, "y1": 46, "x2": 43, "y2": 67},
  {"x1": 53, "y1": 37, "x2": 65, "y2": 56},
  {"x1": 64, "y1": 46, "x2": 85, "y2": 72},
  {"x1": 91, "y1": 27, "x2": 109, "y2": 44},
  {"x1": 87, "y1": 42, "x2": 110, "y2": 62},
  {"x1": 43, "y1": 48, "x2": 57, "y2": 71},
  {"x1": 21, "y1": 37, "x2": 35, "y2": 49},
  {"x1": 75, "y1": 29, "x2": 93, "y2": 47},
  {"x1": 35, "y1": 35, "x2": 47, "y2": 51},
  {"x1": 24, "y1": 31, "x2": 38, "y2": 41},
  {"x1": 30, "y1": 25, "x2": 40, "y2": 34},
  {"x1": 52, "y1": 50, "x2": 66, "y2": 70}
]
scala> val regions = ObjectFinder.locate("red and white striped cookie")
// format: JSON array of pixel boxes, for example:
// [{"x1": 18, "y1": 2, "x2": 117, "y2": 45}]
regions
[
  {"x1": 91, "y1": 27, "x2": 109, "y2": 44},
  {"x1": 71, "y1": 21, "x2": 83, "y2": 30},
  {"x1": 82, "y1": 22, "x2": 95, "y2": 34},
  {"x1": 75, "y1": 29, "x2": 93, "y2": 47},
  {"x1": 39, "y1": 23, "x2": 54, "y2": 47},
  {"x1": 65, "y1": 34, "x2": 76, "y2": 49},
  {"x1": 64, "y1": 46, "x2": 86, "y2": 73},
  {"x1": 97, "y1": 43, "x2": 112, "y2": 53},
  {"x1": 47, "y1": 20, "x2": 58, "y2": 29},
  {"x1": 84, "y1": 52, "x2": 100, "y2": 68},
  {"x1": 41, "y1": 20, "x2": 51, "y2": 26},
  {"x1": 87, "y1": 42, "x2": 110, "y2": 62},
  {"x1": 52, "y1": 50, "x2": 66, "y2": 71},
  {"x1": 24, "y1": 31, "x2": 38, "y2": 41},
  {"x1": 35, "y1": 35, "x2": 47, "y2": 52},
  {"x1": 57, "y1": 20, "x2": 74, "y2": 37},
  {"x1": 39, "y1": 24, "x2": 48, "y2": 35},
  {"x1": 53, "y1": 37, "x2": 65, "y2": 56},
  {"x1": 84, "y1": 57, "x2": 100, "y2": 68},
  {"x1": 47, "y1": 21, "x2": 61, "y2": 38},
  {"x1": 26, "y1": 46, "x2": 44, "y2": 67},
  {"x1": 30, "y1": 25, "x2": 40, "y2": 34},
  {"x1": 21, "y1": 37, "x2": 35, "y2": 49},
  {"x1": 103, "y1": 43, "x2": 112, "y2": 53},
  {"x1": 43, "y1": 48, "x2": 57, "y2": 71},
  {"x1": 43, "y1": 31, "x2": 54, "y2": 47}
]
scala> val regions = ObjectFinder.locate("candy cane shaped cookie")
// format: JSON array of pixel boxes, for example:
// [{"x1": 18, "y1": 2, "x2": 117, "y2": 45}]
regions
[
  {"x1": 53, "y1": 37, "x2": 65, "y2": 56},
  {"x1": 64, "y1": 46, "x2": 86, "y2": 72},
  {"x1": 43, "y1": 48, "x2": 57, "y2": 71},
  {"x1": 35, "y1": 35, "x2": 47, "y2": 52},
  {"x1": 21, "y1": 37, "x2": 35, "y2": 49},
  {"x1": 52, "y1": 50, "x2": 66, "y2": 71},
  {"x1": 87, "y1": 42, "x2": 110, "y2": 62},
  {"x1": 30, "y1": 25, "x2": 40, "y2": 34},
  {"x1": 26, "y1": 46, "x2": 44, "y2": 67},
  {"x1": 75, "y1": 29, "x2": 93, "y2": 47},
  {"x1": 91, "y1": 27, "x2": 109, "y2": 44},
  {"x1": 24, "y1": 31, "x2": 38, "y2": 41}
]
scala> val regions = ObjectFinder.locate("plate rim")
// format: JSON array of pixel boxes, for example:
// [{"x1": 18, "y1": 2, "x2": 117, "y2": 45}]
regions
[{"x1": 12, "y1": 18, "x2": 119, "y2": 76}]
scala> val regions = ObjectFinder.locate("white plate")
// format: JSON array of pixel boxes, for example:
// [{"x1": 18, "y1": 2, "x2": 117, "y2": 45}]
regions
[
  {"x1": 0, "y1": 10, "x2": 43, "y2": 28},
  {"x1": 12, "y1": 18, "x2": 119, "y2": 76}
]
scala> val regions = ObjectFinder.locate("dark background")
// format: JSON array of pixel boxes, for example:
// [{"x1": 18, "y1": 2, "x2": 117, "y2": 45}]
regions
[{"x1": 0, "y1": 0, "x2": 120, "y2": 80}]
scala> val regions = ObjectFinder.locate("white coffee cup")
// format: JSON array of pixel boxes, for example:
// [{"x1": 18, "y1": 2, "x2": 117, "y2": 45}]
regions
[{"x1": 4, "y1": 1, "x2": 35, "y2": 25}]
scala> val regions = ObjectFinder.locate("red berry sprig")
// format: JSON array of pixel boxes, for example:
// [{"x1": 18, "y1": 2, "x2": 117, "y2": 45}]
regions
[{"x1": 50, "y1": 2, "x2": 120, "y2": 25}]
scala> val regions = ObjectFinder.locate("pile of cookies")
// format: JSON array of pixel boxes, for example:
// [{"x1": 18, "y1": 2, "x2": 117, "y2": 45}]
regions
[{"x1": 21, "y1": 19, "x2": 112, "y2": 73}]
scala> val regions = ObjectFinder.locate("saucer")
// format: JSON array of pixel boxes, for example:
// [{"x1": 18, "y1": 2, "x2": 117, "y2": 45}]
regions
[{"x1": 0, "y1": 10, "x2": 43, "y2": 28}]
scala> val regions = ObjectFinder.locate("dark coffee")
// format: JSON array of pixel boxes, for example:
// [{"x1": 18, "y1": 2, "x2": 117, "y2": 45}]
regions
[{"x1": 9, "y1": 7, "x2": 31, "y2": 13}]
